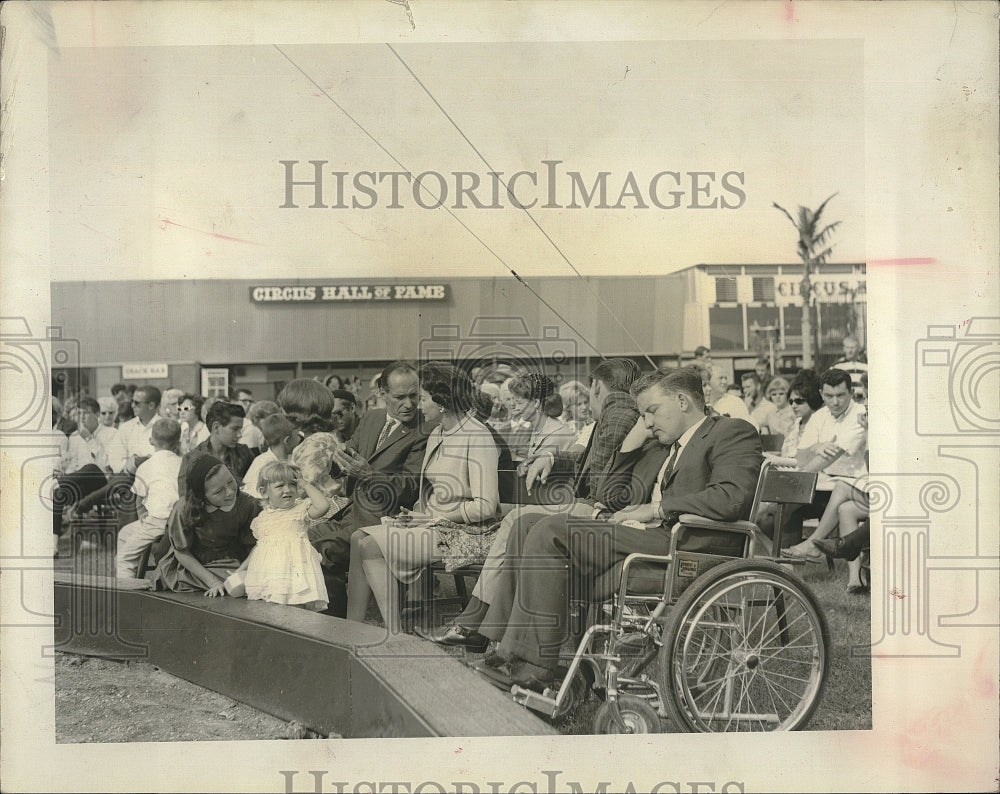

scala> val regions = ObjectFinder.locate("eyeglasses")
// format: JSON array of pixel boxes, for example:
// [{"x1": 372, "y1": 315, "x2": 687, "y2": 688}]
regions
[
  {"x1": 789, "y1": 398, "x2": 807, "y2": 405},
  {"x1": 178, "y1": 405, "x2": 194, "y2": 411},
  {"x1": 852, "y1": 392, "x2": 867, "y2": 403}
]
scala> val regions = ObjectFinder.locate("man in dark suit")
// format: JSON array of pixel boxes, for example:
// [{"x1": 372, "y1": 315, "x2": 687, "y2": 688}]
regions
[
  {"x1": 330, "y1": 361, "x2": 437, "y2": 531},
  {"x1": 307, "y1": 362, "x2": 436, "y2": 617},
  {"x1": 472, "y1": 367, "x2": 763, "y2": 690}
]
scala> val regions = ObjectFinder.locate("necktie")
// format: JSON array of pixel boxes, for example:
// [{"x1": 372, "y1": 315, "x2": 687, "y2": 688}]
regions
[
  {"x1": 375, "y1": 418, "x2": 396, "y2": 450},
  {"x1": 651, "y1": 442, "x2": 680, "y2": 504}
]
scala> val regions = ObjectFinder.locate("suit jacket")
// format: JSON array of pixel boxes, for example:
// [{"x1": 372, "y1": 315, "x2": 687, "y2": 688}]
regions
[
  {"x1": 337, "y1": 408, "x2": 438, "y2": 529},
  {"x1": 602, "y1": 414, "x2": 762, "y2": 523}
]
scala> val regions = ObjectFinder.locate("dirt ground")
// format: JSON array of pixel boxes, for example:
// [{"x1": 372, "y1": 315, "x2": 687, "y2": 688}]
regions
[{"x1": 54, "y1": 652, "x2": 325, "y2": 743}]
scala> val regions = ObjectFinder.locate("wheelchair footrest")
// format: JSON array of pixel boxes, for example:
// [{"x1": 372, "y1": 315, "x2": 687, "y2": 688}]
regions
[{"x1": 511, "y1": 685, "x2": 560, "y2": 718}]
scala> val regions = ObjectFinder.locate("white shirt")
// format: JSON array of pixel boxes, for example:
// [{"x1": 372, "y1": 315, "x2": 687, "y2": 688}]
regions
[
  {"x1": 714, "y1": 393, "x2": 755, "y2": 427},
  {"x1": 242, "y1": 448, "x2": 278, "y2": 499},
  {"x1": 60, "y1": 432, "x2": 111, "y2": 474},
  {"x1": 241, "y1": 422, "x2": 265, "y2": 450},
  {"x1": 797, "y1": 400, "x2": 868, "y2": 478},
  {"x1": 132, "y1": 449, "x2": 182, "y2": 521},
  {"x1": 119, "y1": 415, "x2": 157, "y2": 459},
  {"x1": 651, "y1": 416, "x2": 707, "y2": 504},
  {"x1": 94, "y1": 424, "x2": 127, "y2": 473}
]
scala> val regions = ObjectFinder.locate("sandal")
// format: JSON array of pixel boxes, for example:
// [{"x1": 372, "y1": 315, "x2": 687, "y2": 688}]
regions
[{"x1": 781, "y1": 543, "x2": 824, "y2": 563}]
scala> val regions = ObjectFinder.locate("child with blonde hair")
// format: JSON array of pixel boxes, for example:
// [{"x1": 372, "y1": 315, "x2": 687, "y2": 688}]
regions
[
  {"x1": 115, "y1": 418, "x2": 182, "y2": 579},
  {"x1": 237, "y1": 460, "x2": 333, "y2": 611}
]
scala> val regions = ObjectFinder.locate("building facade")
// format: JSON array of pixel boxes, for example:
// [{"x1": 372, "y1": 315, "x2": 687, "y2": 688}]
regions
[{"x1": 51, "y1": 263, "x2": 866, "y2": 401}]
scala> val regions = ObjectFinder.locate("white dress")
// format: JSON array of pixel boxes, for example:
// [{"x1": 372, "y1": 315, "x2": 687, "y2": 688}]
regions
[{"x1": 243, "y1": 500, "x2": 328, "y2": 611}]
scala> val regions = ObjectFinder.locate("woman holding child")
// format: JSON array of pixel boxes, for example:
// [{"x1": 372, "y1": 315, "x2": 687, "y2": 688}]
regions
[{"x1": 346, "y1": 362, "x2": 500, "y2": 633}]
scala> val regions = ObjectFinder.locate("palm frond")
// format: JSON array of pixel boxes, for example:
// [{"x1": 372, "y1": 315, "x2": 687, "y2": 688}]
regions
[
  {"x1": 772, "y1": 202, "x2": 798, "y2": 229},
  {"x1": 812, "y1": 192, "x2": 839, "y2": 221}
]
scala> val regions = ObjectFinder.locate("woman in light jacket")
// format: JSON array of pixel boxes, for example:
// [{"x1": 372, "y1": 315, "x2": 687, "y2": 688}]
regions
[
  {"x1": 346, "y1": 361, "x2": 500, "y2": 633},
  {"x1": 506, "y1": 373, "x2": 577, "y2": 465}
]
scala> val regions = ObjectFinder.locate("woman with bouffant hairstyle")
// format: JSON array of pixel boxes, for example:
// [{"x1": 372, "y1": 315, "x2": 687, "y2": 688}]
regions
[
  {"x1": 506, "y1": 373, "x2": 577, "y2": 464},
  {"x1": 346, "y1": 361, "x2": 500, "y2": 634}
]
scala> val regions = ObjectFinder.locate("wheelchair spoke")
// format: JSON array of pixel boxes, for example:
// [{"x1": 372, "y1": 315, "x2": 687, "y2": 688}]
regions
[{"x1": 660, "y1": 561, "x2": 830, "y2": 732}]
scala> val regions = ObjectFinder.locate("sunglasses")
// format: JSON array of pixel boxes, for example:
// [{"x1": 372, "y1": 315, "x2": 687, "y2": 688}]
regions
[
  {"x1": 852, "y1": 392, "x2": 867, "y2": 403},
  {"x1": 99, "y1": 410, "x2": 117, "y2": 415},
  {"x1": 789, "y1": 398, "x2": 807, "y2": 405}
]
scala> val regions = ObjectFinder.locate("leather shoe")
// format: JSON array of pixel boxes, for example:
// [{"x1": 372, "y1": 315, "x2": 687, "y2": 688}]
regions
[{"x1": 414, "y1": 623, "x2": 488, "y2": 653}]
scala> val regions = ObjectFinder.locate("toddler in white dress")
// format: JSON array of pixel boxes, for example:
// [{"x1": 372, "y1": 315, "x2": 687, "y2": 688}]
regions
[{"x1": 238, "y1": 460, "x2": 333, "y2": 611}]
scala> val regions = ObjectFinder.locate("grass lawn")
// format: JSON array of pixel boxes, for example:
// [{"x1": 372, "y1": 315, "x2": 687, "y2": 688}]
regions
[{"x1": 57, "y1": 526, "x2": 872, "y2": 736}]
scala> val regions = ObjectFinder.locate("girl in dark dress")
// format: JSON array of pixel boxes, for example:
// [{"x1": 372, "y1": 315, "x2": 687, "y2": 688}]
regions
[{"x1": 151, "y1": 455, "x2": 261, "y2": 595}]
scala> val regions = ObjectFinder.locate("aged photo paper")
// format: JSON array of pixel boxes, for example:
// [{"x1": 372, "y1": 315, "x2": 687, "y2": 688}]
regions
[{"x1": 1, "y1": 1, "x2": 997, "y2": 792}]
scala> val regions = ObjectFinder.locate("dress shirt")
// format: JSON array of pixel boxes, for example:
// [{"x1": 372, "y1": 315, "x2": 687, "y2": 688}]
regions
[
  {"x1": 119, "y1": 415, "x2": 158, "y2": 459},
  {"x1": 797, "y1": 400, "x2": 867, "y2": 478},
  {"x1": 60, "y1": 432, "x2": 111, "y2": 474},
  {"x1": 94, "y1": 424, "x2": 127, "y2": 473}
]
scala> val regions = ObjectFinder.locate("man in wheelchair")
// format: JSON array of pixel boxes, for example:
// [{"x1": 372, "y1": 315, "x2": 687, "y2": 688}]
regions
[{"x1": 470, "y1": 368, "x2": 763, "y2": 693}]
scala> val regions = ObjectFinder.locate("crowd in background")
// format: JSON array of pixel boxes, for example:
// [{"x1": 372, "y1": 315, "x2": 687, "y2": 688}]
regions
[{"x1": 51, "y1": 331, "x2": 870, "y2": 639}]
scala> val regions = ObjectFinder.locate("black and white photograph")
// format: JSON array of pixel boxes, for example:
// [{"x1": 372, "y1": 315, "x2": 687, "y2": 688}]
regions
[{"x1": 0, "y1": 2, "x2": 997, "y2": 792}]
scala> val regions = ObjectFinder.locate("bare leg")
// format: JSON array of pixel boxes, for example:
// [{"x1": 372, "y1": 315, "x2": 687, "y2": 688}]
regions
[
  {"x1": 847, "y1": 557, "x2": 863, "y2": 587},
  {"x1": 346, "y1": 530, "x2": 373, "y2": 623},
  {"x1": 787, "y1": 482, "x2": 866, "y2": 554},
  {"x1": 357, "y1": 534, "x2": 402, "y2": 634}
]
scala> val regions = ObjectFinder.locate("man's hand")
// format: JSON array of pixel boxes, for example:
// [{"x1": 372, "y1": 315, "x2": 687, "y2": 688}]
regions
[
  {"x1": 204, "y1": 581, "x2": 227, "y2": 598},
  {"x1": 611, "y1": 503, "x2": 660, "y2": 525},
  {"x1": 815, "y1": 442, "x2": 845, "y2": 460},
  {"x1": 619, "y1": 416, "x2": 653, "y2": 453},
  {"x1": 523, "y1": 454, "x2": 553, "y2": 493},
  {"x1": 331, "y1": 447, "x2": 374, "y2": 480}
]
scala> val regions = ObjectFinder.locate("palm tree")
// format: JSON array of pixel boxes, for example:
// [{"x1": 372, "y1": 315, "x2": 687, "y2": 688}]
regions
[{"x1": 773, "y1": 193, "x2": 841, "y2": 369}]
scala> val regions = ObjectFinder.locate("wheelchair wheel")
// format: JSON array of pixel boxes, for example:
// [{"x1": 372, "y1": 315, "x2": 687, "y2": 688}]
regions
[
  {"x1": 592, "y1": 694, "x2": 661, "y2": 734},
  {"x1": 659, "y1": 559, "x2": 829, "y2": 732}
]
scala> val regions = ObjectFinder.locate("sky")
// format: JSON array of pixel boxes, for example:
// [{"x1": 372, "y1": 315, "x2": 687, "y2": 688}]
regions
[{"x1": 47, "y1": 38, "x2": 865, "y2": 282}]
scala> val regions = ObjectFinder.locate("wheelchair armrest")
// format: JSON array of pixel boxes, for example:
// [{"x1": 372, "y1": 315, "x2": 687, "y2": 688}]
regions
[{"x1": 677, "y1": 514, "x2": 757, "y2": 535}]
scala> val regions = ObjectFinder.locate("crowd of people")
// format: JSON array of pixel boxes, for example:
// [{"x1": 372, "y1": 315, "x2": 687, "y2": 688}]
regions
[{"x1": 51, "y1": 333, "x2": 870, "y2": 693}]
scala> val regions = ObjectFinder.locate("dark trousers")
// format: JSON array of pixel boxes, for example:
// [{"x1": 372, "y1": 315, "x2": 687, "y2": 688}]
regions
[
  {"x1": 53, "y1": 464, "x2": 108, "y2": 534},
  {"x1": 74, "y1": 471, "x2": 140, "y2": 532},
  {"x1": 309, "y1": 518, "x2": 352, "y2": 618},
  {"x1": 479, "y1": 512, "x2": 672, "y2": 673},
  {"x1": 774, "y1": 491, "x2": 833, "y2": 548}
]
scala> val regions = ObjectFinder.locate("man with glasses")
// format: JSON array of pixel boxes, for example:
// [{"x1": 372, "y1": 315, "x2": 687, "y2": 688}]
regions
[{"x1": 331, "y1": 389, "x2": 360, "y2": 443}]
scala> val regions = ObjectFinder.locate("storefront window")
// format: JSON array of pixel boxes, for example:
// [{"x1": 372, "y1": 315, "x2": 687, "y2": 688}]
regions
[{"x1": 709, "y1": 306, "x2": 743, "y2": 351}]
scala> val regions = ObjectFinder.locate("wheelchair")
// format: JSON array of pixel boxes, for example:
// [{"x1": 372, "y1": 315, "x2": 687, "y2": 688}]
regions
[{"x1": 506, "y1": 461, "x2": 831, "y2": 733}]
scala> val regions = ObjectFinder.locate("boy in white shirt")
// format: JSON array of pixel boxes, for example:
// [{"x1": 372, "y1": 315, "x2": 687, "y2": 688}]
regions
[{"x1": 115, "y1": 418, "x2": 182, "y2": 579}]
